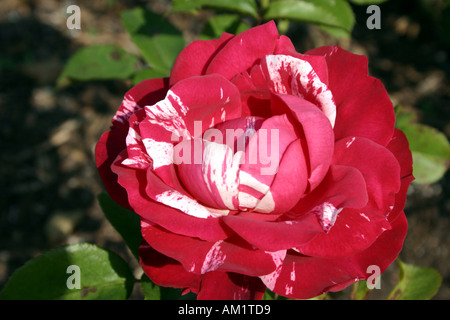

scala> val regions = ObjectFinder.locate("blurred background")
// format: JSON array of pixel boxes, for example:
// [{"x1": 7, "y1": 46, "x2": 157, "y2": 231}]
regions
[{"x1": 0, "y1": 0, "x2": 449, "y2": 299}]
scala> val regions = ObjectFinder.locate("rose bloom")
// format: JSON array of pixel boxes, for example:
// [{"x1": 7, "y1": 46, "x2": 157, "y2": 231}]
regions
[{"x1": 96, "y1": 21, "x2": 413, "y2": 300}]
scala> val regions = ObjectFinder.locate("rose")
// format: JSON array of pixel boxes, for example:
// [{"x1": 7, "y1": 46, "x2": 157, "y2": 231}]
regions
[{"x1": 95, "y1": 21, "x2": 413, "y2": 299}]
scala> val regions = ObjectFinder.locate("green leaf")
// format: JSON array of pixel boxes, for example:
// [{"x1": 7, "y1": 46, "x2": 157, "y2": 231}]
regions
[
  {"x1": 200, "y1": 14, "x2": 251, "y2": 40},
  {"x1": 120, "y1": 7, "x2": 185, "y2": 76},
  {"x1": 395, "y1": 107, "x2": 450, "y2": 184},
  {"x1": 57, "y1": 44, "x2": 138, "y2": 86},
  {"x1": 388, "y1": 259, "x2": 442, "y2": 300},
  {"x1": 98, "y1": 192, "x2": 142, "y2": 260},
  {"x1": 140, "y1": 273, "x2": 161, "y2": 300},
  {"x1": 0, "y1": 243, "x2": 135, "y2": 300},
  {"x1": 171, "y1": 0, "x2": 259, "y2": 18},
  {"x1": 264, "y1": 0, "x2": 355, "y2": 38},
  {"x1": 349, "y1": 0, "x2": 389, "y2": 5},
  {"x1": 132, "y1": 67, "x2": 169, "y2": 85},
  {"x1": 351, "y1": 280, "x2": 373, "y2": 300}
]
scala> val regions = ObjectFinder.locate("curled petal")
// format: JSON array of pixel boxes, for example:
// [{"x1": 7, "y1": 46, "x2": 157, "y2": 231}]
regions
[
  {"x1": 95, "y1": 78, "x2": 169, "y2": 209},
  {"x1": 271, "y1": 94, "x2": 334, "y2": 191},
  {"x1": 261, "y1": 54, "x2": 336, "y2": 127},
  {"x1": 386, "y1": 129, "x2": 414, "y2": 222}
]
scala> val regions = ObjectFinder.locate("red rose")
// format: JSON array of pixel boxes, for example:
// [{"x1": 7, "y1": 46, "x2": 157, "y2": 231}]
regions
[{"x1": 95, "y1": 21, "x2": 413, "y2": 299}]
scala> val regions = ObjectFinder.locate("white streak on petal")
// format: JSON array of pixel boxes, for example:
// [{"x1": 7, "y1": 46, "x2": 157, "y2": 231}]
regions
[
  {"x1": 142, "y1": 138, "x2": 174, "y2": 169},
  {"x1": 346, "y1": 137, "x2": 356, "y2": 148},
  {"x1": 121, "y1": 156, "x2": 149, "y2": 168},
  {"x1": 259, "y1": 250, "x2": 286, "y2": 291},
  {"x1": 360, "y1": 212, "x2": 371, "y2": 222},
  {"x1": 290, "y1": 268, "x2": 296, "y2": 282},
  {"x1": 202, "y1": 142, "x2": 241, "y2": 210},
  {"x1": 200, "y1": 240, "x2": 226, "y2": 274},
  {"x1": 311, "y1": 202, "x2": 343, "y2": 232},
  {"x1": 264, "y1": 54, "x2": 336, "y2": 128},
  {"x1": 113, "y1": 96, "x2": 140, "y2": 124},
  {"x1": 126, "y1": 127, "x2": 141, "y2": 146},
  {"x1": 238, "y1": 192, "x2": 259, "y2": 209},
  {"x1": 144, "y1": 90, "x2": 189, "y2": 137},
  {"x1": 253, "y1": 191, "x2": 275, "y2": 213},
  {"x1": 285, "y1": 285, "x2": 293, "y2": 295},
  {"x1": 239, "y1": 171, "x2": 270, "y2": 194},
  {"x1": 155, "y1": 190, "x2": 215, "y2": 219}
]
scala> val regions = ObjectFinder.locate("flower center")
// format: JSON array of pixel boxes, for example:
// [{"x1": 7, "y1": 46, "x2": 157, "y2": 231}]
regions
[{"x1": 174, "y1": 115, "x2": 308, "y2": 214}]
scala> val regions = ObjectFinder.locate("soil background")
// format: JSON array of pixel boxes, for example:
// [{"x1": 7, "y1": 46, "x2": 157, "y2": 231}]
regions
[{"x1": 0, "y1": 0, "x2": 449, "y2": 300}]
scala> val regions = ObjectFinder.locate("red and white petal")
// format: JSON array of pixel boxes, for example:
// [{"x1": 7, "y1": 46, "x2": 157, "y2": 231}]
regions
[
  {"x1": 96, "y1": 130, "x2": 133, "y2": 210},
  {"x1": 238, "y1": 114, "x2": 302, "y2": 212},
  {"x1": 112, "y1": 77, "x2": 169, "y2": 127},
  {"x1": 111, "y1": 150, "x2": 230, "y2": 241},
  {"x1": 261, "y1": 54, "x2": 336, "y2": 127},
  {"x1": 264, "y1": 212, "x2": 407, "y2": 299},
  {"x1": 140, "y1": 220, "x2": 286, "y2": 277},
  {"x1": 290, "y1": 164, "x2": 368, "y2": 229},
  {"x1": 253, "y1": 139, "x2": 308, "y2": 214},
  {"x1": 306, "y1": 46, "x2": 395, "y2": 146},
  {"x1": 296, "y1": 207, "x2": 391, "y2": 258},
  {"x1": 145, "y1": 168, "x2": 227, "y2": 219},
  {"x1": 96, "y1": 78, "x2": 169, "y2": 209},
  {"x1": 175, "y1": 138, "x2": 242, "y2": 210},
  {"x1": 143, "y1": 74, "x2": 242, "y2": 141}
]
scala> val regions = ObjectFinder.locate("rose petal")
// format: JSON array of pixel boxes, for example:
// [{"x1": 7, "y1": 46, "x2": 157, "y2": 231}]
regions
[
  {"x1": 306, "y1": 46, "x2": 395, "y2": 146},
  {"x1": 206, "y1": 21, "x2": 280, "y2": 80},
  {"x1": 223, "y1": 210, "x2": 324, "y2": 252},
  {"x1": 253, "y1": 139, "x2": 308, "y2": 214},
  {"x1": 112, "y1": 78, "x2": 170, "y2": 127},
  {"x1": 95, "y1": 78, "x2": 169, "y2": 209},
  {"x1": 290, "y1": 164, "x2": 368, "y2": 226},
  {"x1": 385, "y1": 129, "x2": 414, "y2": 222},
  {"x1": 238, "y1": 114, "x2": 302, "y2": 212},
  {"x1": 175, "y1": 138, "x2": 241, "y2": 210},
  {"x1": 333, "y1": 137, "x2": 401, "y2": 213},
  {"x1": 261, "y1": 54, "x2": 336, "y2": 126},
  {"x1": 139, "y1": 240, "x2": 201, "y2": 292},
  {"x1": 140, "y1": 219, "x2": 284, "y2": 277},
  {"x1": 111, "y1": 150, "x2": 230, "y2": 241},
  {"x1": 197, "y1": 272, "x2": 266, "y2": 300},
  {"x1": 271, "y1": 94, "x2": 334, "y2": 191},
  {"x1": 142, "y1": 74, "x2": 242, "y2": 140},
  {"x1": 264, "y1": 212, "x2": 407, "y2": 299},
  {"x1": 170, "y1": 32, "x2": 234, "y2": 85}
]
